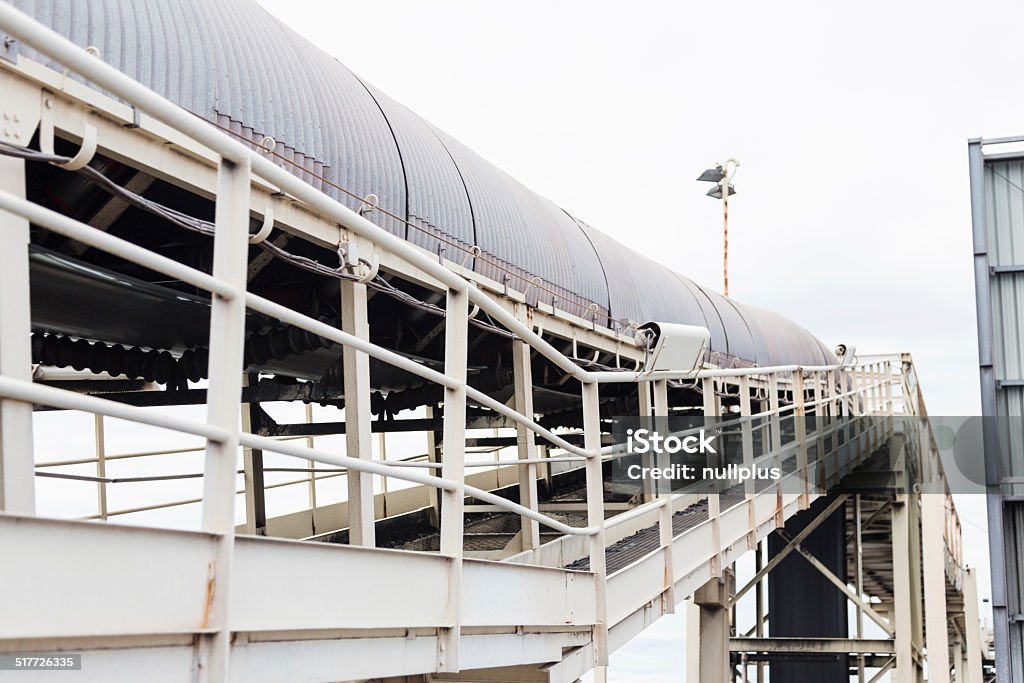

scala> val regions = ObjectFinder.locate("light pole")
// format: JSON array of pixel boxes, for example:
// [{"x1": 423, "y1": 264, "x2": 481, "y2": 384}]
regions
[{"x1": 697, "y1": 159, "x2": 739, "y2": 297}]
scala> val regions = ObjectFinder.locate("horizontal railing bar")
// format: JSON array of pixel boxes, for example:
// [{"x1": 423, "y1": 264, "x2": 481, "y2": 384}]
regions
[
  {"x1": 0, "y1": 376, "x2": 230, "y2": 442},
  {"x1": 0, "y1": 189, "x2": 238, "y2": 300},
  {"x1": 245, "y1": 292, "x2": 594, "y2": 458}
]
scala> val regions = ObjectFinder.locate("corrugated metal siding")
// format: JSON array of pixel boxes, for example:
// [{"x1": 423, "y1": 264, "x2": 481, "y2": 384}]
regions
[
  {"x1": 432, "y1": 128, "x2": 609, "y2": 314},
  {"x1": 973, "y1": 145, "x2": 1024, "y2": 682},
  {"x1": 358, "y1": 83, "x2": 476, "y2": 256},
  {"x1": 986, "y1": 162, "x2": 1024, "y2": 384},
  {"x1": 985, "y1": 160, "x2": 1024, "y2": 483},
  {"x1": 13, "y1": 0, "x2": 835, "y2": 368},
  {"x1": 576, "y1": 219, "x2": 706, "y2": 328}
]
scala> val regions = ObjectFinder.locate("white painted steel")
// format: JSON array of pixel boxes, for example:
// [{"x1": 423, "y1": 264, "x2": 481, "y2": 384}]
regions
[{"x1": 0, "y1": 157, "x2": 35, "y2": 514}]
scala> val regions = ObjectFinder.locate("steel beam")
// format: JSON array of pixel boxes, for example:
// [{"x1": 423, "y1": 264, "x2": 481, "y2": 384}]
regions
[{"x1": 730, "y1": 637, "x2": 895, "y2": 654}]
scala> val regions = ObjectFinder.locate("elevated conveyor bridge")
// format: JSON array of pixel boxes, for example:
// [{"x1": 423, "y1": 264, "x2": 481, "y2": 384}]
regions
[{"x1": 0, "y1": 6, "x2": 984, "y2": 681}]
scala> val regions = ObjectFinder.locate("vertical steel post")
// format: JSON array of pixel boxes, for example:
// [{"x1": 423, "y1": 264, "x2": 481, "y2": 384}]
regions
[
  {"x1": 722, "y1": 176, "x2": 729, "y2": 298},
  {"x1": 812, "y1": 371, "x2": 827, "y2": 480},
  {"x1": 703, "y1": 376, "x2": 722, "y2": 575},
  {"x1": 305, "y1": 403, "x2": 318, "y2": 532},
  {"x1": 582, "y1": 380, "x2": 608, "y2": 666},
  {"x1": 638, "y1": 380, "x2": 655, "y2": 504},
  {"x1": 855, "y1": 494, "x2": 865, "y2": 683},
  {"x1": 921, "y1": 491, "x2": 951, "y2": 683},
  {"x1": 739, "y1": 375, "x2": 756, "y2": 549},
  {"x1": 963, "y1": 567, "x2": 984, "y2": 683},
  {"x1": 341, "y1": 277, "x2": 375, "y2": 547},
  {"x1": 425, "y1": 404, "x2": 441, "y2": 527},
  {"x1": 439, "y1": 287, "x2": 468, "y2": 672},
  {"x1": 94, "y1": 414, "x2": 108, "y2": 520},
  {"x1": 891, "y1": 493, "x2": 924, "y2": 683},
  {"x1": 767, "y1": 372, "x2": 783, "y2": 526},
  {"x1": 0, "y1": 156, "x2": 35, "y2": 514},
  {"x1": 653, "y1": 379, "x2": 675, "y2": 611},
  {"x1": 792, "y1": 371, "x2": 809, "y2": 508},
  {"x1": 198, "y1": 156, "x2": 251, "y2": 681},
  {"x1": 241, "y1": 373, "x2": 266, "y2": 536},
  {"x1": 512, "y1": 326, "x2": 540, "y2": 550}
]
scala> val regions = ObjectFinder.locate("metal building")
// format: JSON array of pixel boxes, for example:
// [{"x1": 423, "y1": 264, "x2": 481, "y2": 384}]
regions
[{"x1": 969, "y1": 136, "x2": 1024, "y2": 681}]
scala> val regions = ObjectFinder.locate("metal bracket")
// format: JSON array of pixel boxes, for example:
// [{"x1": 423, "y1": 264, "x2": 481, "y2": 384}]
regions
[
  {"x1": 357, "y1": 192, "x2": 378, "y2": 216},
  {"x1": 249, "y1": 207, "x2": 274, "y2": 245},
  {"x1": 40, "y1": 96, "x2": 98, "y2": 170},
  {"x1": 1, "y1": 34, "x2": 17, "y2": 64}
]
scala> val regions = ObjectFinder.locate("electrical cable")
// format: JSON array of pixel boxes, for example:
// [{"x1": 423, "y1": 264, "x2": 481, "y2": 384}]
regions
[{"x1": 0, "y1": 140, "x2": 519, "y2": 341}]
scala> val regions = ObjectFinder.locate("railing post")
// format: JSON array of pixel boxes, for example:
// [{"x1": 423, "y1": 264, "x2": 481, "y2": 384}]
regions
[
  {"x1": 738, "y1": 375, "x2": 756, "y2": 549},
  {"x1": 582, "y1": 380, "x2": 608, "y2": 666},
  {"x1": 767, "y1": 372, "x2": 783, "y2": 527},
  {"x1": 198, "y1": 156, "x2": 251, "y2": 681},
  {"x1": 241, "y1": 373, "x2": 266, "y2": 536},
  {"x1": 638, "y1": 381, "x2": 655, "y2": 503},
  {"x1": 94, "y1": 414, "x2": 108, "y2": 520},
  {"x1": 792, "y1": 370, "x2": 809, "y2": 508},
  {"x1": 812, "y1": 371, "x2": 828, "y2": 480},
  {"x1": 0, "y1": 155, "x2": 35, "y2": 514},
  {"x1": 702, "y1": 376, "x2": 722, "y2": 575},
  {"x1": 439, "y1": 287, "x2": 468, "y2": 672},
  {"x1": 512, "y1": 312, "x2": 540, "y2": 550},
  {"x1": 652, "y1": 379, "x2": 675, "y2": 611},
  {"x1": 341, "y1": 276, "x2": 375, "y2": 547}
]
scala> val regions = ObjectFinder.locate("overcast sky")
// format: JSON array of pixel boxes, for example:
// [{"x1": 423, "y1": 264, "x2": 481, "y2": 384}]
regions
[{"x1": 247, "y1": 1, "x2": 1017, "y2": 678}]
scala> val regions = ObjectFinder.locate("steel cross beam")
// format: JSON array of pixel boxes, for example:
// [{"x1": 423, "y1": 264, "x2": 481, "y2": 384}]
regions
[
  {"x1": 731, "y1": 494, "x2": 849, "y2": 605},
  {"x1": 780, "y1": 530, "x2": 895, "y2": 637}
]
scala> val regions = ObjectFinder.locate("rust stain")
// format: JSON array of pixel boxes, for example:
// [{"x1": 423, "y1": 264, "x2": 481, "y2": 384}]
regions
[{"x1": 201, "y1": 562, "x2": 215, "y2": 629}]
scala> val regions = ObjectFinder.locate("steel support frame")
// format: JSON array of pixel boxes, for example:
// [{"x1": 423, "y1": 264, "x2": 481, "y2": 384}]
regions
[
  {"x1": 968, "y1": 137, "x2": 1013, "y2": 681},
  {"x1": 342, "y1": 278, "x2": 375, "y2": 547},
  {"x1": 512, "y1": 307, "x2": 540, "y2": 552},
  {"x1": 197, "y1": 156, "x2": 251, "y2": 681},
  {"x1": 0, "y1": 155, "x2": 35, "y2": 514},
  {"x1": 439, "y1": 287, "x2": 469, "y2": 672},
  {"x1": 0, "y1": 28, "x2": 979, "y2": 683}
]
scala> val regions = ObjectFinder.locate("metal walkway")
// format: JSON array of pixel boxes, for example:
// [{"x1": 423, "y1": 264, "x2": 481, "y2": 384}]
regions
[{"x1": 0, "y1": 5, "x2": 985, "y2": 682}]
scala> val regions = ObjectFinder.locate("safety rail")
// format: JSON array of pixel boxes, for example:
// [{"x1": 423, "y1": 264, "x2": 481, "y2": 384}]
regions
[{"x1": 0, "y1": 5, "x2": 967, "y2": 680}]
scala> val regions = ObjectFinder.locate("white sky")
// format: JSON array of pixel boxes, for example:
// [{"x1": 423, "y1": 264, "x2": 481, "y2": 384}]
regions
[{"x1": 248, "y1": 1, "x2": 1017, "y2": 678}]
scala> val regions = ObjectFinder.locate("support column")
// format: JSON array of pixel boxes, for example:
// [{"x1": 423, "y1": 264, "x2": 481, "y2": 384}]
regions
[
  {"x1": 198, "y1": 156, "x2": 251, "y2": 682},
  {"x1": 963, "y1": 568, "x2": 983, "y2": 683},
  {"x1": 921, "y1": 492, "x2": 950, "y2": 683},
  {"x1": 512, "y1": 328, "x2": 540, "y2": 550},
  {"x1": 891, "y1": 494, "x2": 923, "y2": 683},
  {"x1": 0, "y1": 156, "x2": 35, "y2": 514},
  {"x1": 241, "y1": 373, "x2": 267, "y2": 536},
  {"x1": 438, "y1": 287, "x2": 468, "y2": 672},
  {"x1": 425, "y1": 404, "x2": 441, "y2": 527},
  {"x1": 688, "y1": 574, "x2": 733, "y2": 683},
  {"x1": 653, "y1": 379, "x2": 675, "y2": 611},
  {"x1": 582, "y1": 381, "x2": 608, "y2": 666},
  {"x1": 341, "y1": 278, "x2": 374, "y2": 547}
]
